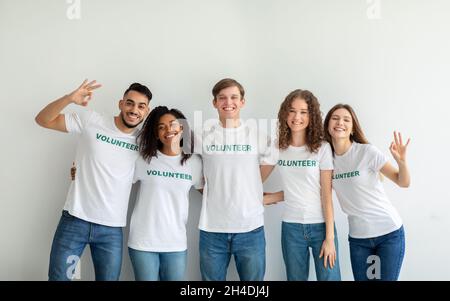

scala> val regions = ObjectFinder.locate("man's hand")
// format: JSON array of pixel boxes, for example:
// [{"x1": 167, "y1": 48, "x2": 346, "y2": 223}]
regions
[{"x1": 68, "y1": 79, "x2": 102, "y2": 106}]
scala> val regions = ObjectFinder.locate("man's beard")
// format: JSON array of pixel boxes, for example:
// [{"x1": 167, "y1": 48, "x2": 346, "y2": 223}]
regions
[{"x1": 121, "y1": 112, "x2": 142, "y2": 129}]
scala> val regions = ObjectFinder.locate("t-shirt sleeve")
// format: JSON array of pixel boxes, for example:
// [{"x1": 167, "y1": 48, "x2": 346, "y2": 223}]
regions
[
  {"x1": 64, "y1": 110, "x2": 96, "y2": 134},
  {"x1": 319, "y1": 142, "x2": 334, "y2": 170},
  {"x1": 191, "y1": 155, "x2": 204, "y2": 189},
  {"x1": 367, "y1": 144, "x2": 389, "y2": 172}
]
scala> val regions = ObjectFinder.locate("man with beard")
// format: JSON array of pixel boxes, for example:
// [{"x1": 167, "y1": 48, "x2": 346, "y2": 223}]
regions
[{"x1": 35, "y1": 80, "x2": 152, "y2": 280}]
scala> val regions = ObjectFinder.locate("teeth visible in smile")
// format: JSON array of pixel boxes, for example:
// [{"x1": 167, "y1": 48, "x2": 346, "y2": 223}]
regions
[
  {"x1": 223, "y1": 107, "x2": 234, "y2": 111},
  {"x1": 165, "y1": 133, "x2": 176, "y2": 138},
  {"x1": 334, "y1": 127, "x2": 345, "y2": 131}
]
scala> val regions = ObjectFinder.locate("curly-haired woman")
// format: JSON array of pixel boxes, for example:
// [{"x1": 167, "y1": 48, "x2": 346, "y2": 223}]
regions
[
  {"x1": 128, "y1": 106, "x2": 203, "y2": 281},
  {"x1": 262, "y1": 90, "x2": 341, "y2": 281}
]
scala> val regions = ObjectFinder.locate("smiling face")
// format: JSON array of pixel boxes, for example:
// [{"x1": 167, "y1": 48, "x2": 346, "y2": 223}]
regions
[
  {"x1": 213, "y1": 85, "x2": 245, "y2": 122},
  {"x1": 118, "y1": 90, "x2": 150, "y2": 128},
  {"x1": 157, "y1": 113, "x2": 183, "y2": 151},
  {"x1": 327, "y1": 108, "x2": 353, "y2": 141},
  {"x1": 287, "y1": 98, "x2": 309, "y2": 134}
]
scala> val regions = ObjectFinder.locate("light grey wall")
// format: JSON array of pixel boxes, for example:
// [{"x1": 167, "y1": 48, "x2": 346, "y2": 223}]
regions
[{"x1": 1, "y1": 0, "x2": 449, "y2": 280}]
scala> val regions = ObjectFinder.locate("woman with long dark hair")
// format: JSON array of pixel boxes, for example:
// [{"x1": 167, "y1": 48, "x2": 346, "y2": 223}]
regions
[
  {"x1": 324, "y1": 104, "x2": 410, "y2": 281},
  {"x1": 128, "y1": 106, "x2": 203, "y2": 281}
]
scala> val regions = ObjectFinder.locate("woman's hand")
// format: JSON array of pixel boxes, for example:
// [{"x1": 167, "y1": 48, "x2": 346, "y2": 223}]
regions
[
  {"x1": 319, "y1": 238, "x2": 337, "y2": 269},
  {"x1": 389, "y1": 131, "x2": 410, "y2": 164}
]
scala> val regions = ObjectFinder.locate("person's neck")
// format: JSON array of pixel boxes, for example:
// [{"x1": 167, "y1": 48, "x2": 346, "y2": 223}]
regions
[
  {"x1": 114, "y1": 116, "x2": 135, "y2": 134},
  {"x1": 290, "y1": 131, "x2": 306, "y2": 147},
  {"x1": 219, "y1": 117, "x2": 241, "y2": 128},
  {"x1": 332, "y1": 138, "x2": 353, "y2": 156},
  {"x1": 161, "y1": 145, "x2": 181, "y2": 156}
]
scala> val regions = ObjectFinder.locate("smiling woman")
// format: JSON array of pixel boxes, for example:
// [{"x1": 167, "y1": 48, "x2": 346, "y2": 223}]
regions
[{"x1": 129, "y1": 106, "x2": 203, "y2": 281}]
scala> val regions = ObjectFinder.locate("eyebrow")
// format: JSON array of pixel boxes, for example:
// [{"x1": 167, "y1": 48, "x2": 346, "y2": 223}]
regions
[
  {"x1": 126, "y1": 98, "x2": 147, "y2": 105},
  {"x1": 218, "y1": 94, "x2": 240, "y2": 97},
  {"x1": 332, "y1": 114, "x2": 351, "y2": 118},
  {"x1": 158, "y1": 120, "x2": 178, "y2": 126}
]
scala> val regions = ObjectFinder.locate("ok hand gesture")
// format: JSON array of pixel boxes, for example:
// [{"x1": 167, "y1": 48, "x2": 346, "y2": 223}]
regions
[
  {"x1": 68, "y1": 79, "x2": 102, "y2": 106},
  {"x1": 389, "y1": 131, "x2": 410, "y2": 164}
]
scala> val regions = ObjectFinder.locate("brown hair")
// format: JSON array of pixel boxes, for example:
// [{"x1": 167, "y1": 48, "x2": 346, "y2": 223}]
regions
[
  {"x1": 212, "y1": 78, "x2": 245, "y2": 101},
  {"x1": 324, "y1": 104, "x2": 369, "y2": 152},
  {"x1": 277, "y1": 89, "x2": 324, "y2": 153}
]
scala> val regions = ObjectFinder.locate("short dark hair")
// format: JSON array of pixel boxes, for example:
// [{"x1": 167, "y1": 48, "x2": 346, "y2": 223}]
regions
[
  {"x1": 212, "y1": 78, "x2": 245, "y2": 100},
  {"x1": 124, "y1": 83, "x2": 152, "y2": 102}
]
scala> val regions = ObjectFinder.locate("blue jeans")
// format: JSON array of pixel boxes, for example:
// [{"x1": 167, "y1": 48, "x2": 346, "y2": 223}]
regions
[
  {"x1": 128, "y1": 248, "x2": 187, "y2": 281},
  {"x1": 281, "y1": 222, "x2": 341, "y2": 281},
  {"x1": 48, "y1": 210, "x2": 123, "y2": 281},
  {"x1": 349, "y1": 226, "x2": 405, "y2": 281},
  {"x1": 199, "y1": 226, "x2": 266, "y2": 281}
]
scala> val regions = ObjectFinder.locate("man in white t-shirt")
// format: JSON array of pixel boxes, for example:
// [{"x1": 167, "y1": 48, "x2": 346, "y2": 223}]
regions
[
  {"x1": 196, "y1": 78, "x2": 274, "y2": 281},
  {"x1": 35, "y1": 80, "x2": 151, "y2": 281}
]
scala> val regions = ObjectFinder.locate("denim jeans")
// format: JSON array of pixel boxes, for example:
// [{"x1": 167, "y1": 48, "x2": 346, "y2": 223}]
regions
[
  {"x1": 349, "y1": 226, "x2": 405, "y2": 281},
  {"x1": 128, "y1": 248, "x2": 187, "y2": 281},
  {"x1": 281, "y1": 222, "x2": 341, "y2": 281},
  {"x1": 48, "y1": 210, "x2": 123, "y2": 281},
  {"x1": 199, "y1": 226, "x2": 266, "y2": 281}
]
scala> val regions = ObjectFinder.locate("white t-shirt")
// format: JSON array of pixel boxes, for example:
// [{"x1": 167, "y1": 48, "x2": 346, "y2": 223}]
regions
[
  {"x1": 277, "y1": 142, "x2": 333, "y2": 224},
  {"x1": 332, "y1": 142, "x2": 403, "y2": 239},
  {"x1": 64, "y1": 110, "x2": 139, "y2": 227},
  {"x1": 128, "y1": 152, "x2": 203, "y2": 252},
  {"x1": 197, "y1": 121, "x2": 275, "y2": 233}
]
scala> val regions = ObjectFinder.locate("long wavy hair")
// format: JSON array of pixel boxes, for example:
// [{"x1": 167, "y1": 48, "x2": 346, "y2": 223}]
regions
[
  {"x1": 277, "y1": 89, "x2": 324, "y2": 153},
  {"x1": 324, "y1": 103, "x2": 369, "y2": 153},
  {"x1": 137, "y1": 106, "x2": 193, "y2": 165}
]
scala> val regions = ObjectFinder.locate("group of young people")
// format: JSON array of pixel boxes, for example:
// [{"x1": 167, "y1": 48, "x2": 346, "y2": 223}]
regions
[{"x1": 35, "y1": 78, "x2": 410, "y2": 281}]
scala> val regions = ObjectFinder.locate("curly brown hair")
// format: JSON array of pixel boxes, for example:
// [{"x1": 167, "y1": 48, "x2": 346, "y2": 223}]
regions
[{"x1": 277, "y1": 89, "x2": 324, "y2": 153}]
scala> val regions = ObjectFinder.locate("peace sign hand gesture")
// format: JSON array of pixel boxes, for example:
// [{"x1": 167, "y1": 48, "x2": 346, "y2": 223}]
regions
[
  {"x1": 68, "y1": 79, "x2": 102, "y2": 106},
  {"x1": 389, "y1": 131, "x2": 410, "y2": 164}
]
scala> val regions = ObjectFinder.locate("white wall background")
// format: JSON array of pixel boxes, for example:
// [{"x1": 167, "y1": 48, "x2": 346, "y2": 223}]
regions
[{"x1": 1, "y1": 0, "x2": 449, "y2": 280}]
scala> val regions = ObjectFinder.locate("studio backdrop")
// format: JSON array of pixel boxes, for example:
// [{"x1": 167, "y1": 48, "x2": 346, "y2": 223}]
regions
[{"x1": 1, "y1": 0, "x2": 449, "y2": 280}]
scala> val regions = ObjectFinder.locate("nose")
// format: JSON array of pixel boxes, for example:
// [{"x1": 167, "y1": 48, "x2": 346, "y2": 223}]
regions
[{"x1": 224, "y1": 97, "x2": 233, "y2": 105}]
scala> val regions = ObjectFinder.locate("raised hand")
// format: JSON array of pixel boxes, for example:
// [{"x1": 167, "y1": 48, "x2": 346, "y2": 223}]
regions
[
  {"x1": 389, "y1": 131, "x2": 410, "y2": 164},
  {"x1": 68, "y1": 79, "x2": 102, "y2": 106}
]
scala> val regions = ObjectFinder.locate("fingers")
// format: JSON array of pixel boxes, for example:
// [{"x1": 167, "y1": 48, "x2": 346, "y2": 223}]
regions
[
  {"x1": 86, "y1": 80, "x2": 102, "y2": 91},
  {"x1": 86, "y1": 79, "x2": 97, "y2": 87},
  {"x1": 394, "y1": 131, "x2": 411, "y2": 147},
  {"x1": 78, "y1": 79, "x2": 88, "y2": 89},
  {"x1": 393, "y1": 131, "x2": 399, "y2": 147},
  {"x1": 80, "y1": 79, "x2": 102, "y2": 91},
  {"x1": 398, "y1": 132, "x2": 403, "y2": 145},
  {"x1": 89, "y1": 83, "x2": 102, "y2": 91}
]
